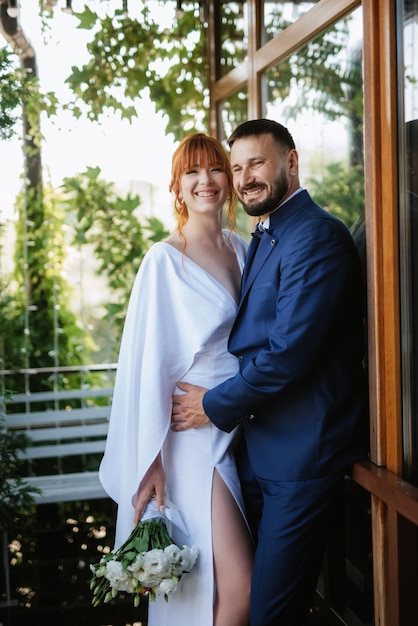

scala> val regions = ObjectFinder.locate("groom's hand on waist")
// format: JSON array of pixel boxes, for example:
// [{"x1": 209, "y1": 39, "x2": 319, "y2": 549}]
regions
[{"x1": 171, "y1": 382, "x2": 210, "y2": 431}]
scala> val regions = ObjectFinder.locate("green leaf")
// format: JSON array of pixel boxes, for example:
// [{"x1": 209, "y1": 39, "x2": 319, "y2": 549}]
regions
[{"x1": 73, "y1": 6, "x2": 98, "y2": 30}]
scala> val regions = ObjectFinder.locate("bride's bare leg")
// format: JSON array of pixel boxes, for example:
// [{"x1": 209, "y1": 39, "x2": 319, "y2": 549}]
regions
[{"x1": 212, "y1": 469, "x2": 253, "y2": 626}]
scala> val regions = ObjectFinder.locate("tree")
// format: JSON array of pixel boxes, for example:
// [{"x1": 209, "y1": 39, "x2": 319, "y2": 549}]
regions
[{"x1": 1, "y1": 3, "x2": 76, "y2": 386}]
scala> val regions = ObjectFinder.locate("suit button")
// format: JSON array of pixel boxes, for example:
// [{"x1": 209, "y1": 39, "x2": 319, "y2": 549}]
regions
[
  {"x1": 238, "y1": 355, "x2": 244, "y2": 362},
  {"x1": 248, "y1": 414, "x2": 256, "y2": 420}
]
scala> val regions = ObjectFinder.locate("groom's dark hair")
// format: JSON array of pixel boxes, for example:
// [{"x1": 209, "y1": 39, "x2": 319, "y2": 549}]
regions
[{"x1": 228, "y1": 118, "x2": 296, "y2": 152}]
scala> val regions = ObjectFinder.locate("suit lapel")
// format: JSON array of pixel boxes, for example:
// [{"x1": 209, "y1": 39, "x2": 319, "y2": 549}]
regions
[
  {"x1": 241, "y1": 231, "x2": 278, "y2": 301},
  {"x1": 232, "y1": 191, "x2": 306, "y2": 340},
  {"x1": 229, "y1": 231, "x2": 278, "y2": 344}
]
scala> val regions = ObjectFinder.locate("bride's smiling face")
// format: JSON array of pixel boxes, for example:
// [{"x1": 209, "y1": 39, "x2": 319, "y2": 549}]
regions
[{"x1": 179, "y1": 161, "x2": 230, "y2": 216}]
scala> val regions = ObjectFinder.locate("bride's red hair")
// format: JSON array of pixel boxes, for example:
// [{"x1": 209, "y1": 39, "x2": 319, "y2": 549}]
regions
[{"x1": 169, "y1": 133, "x2": 237, "y2": 237}]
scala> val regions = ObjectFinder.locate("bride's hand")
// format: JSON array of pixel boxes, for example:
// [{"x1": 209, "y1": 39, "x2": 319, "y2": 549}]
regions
[{"x1": 133, "y1": 454, "x2": 165, "y2": 525}]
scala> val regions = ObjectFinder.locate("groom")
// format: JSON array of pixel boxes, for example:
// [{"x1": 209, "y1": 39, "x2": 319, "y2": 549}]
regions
[{"x1": 171, "y1": 119, "x2": 367, "y2": 626}]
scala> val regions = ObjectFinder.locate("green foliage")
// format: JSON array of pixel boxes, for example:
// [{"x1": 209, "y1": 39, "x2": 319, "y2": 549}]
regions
[
  {"x1": 64, "y1": 3, "x2": 207, "y2": 139},
  {"x1": 0, "y1": 158, "x2": 168, "y2": 372},
  {"x1": 0, "y1": 276, "x2": 26, "y2": 373},
  {"x1": 60, "y1": 167, "x2": 169, "y2": 347},
  {"x1": 1, "y1": 1, "x2": 365, "y2": 372},
  {"x1": 62, "y1": 3, "x2": 362, "y2": 145},
  {"x1": 307, "y1": 161, "x2": 364, "y2": 229},
  {"x1": 11, "y1": 187, "x2": 90, "y2": 376},
  {"x1": 0, "y1": 47, "x2": 31, "y2": 140},
  {"x1": 0, "y1": 46, "x2": 58, "y2": 144},
  {"x1": 0, "y1": 391, "x2": 40, "y2": 531}
]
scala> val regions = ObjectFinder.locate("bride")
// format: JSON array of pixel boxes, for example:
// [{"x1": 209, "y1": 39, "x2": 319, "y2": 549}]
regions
[{"x1": 99, "y1": 132, "x2": 253, "y2": 625}]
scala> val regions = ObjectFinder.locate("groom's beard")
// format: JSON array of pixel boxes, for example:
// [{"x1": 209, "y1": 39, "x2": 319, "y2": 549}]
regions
[{"x1": 238, "y1": 168, "x2": 289, "y2": 217}]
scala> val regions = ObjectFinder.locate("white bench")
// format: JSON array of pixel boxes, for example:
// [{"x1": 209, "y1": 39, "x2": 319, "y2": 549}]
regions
[{"x1": 4, "y1": 386, "x2": 113, "y2": 504}]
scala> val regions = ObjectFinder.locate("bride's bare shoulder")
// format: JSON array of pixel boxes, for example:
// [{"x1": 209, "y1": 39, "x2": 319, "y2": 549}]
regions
[{"x1": 164, "y1": 232, "x2": 183, "y2": 252}]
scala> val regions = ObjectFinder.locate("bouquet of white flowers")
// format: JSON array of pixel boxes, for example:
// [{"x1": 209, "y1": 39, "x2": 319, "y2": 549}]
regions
[{"x1": 90, "y1": 516, "x2": 199, "y2": 607}]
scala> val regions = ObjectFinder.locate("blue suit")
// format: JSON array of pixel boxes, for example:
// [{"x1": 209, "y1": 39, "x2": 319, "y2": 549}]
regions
[{"x1": 203, "y1": 190, "x2": 367, "y2": 625}]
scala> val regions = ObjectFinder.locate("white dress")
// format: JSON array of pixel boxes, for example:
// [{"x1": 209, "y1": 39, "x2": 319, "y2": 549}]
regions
[{"x1": 99, "y1": 232, "x2": 248, "y2": 626}]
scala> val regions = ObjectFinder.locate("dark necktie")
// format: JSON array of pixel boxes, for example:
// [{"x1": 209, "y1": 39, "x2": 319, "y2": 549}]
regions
[
  {"x1": 245, "y1": 224, "x2": 264, "y2": 278},
  {"x1": 252, "y1": 223, "x2": 266, "y2": 239}
]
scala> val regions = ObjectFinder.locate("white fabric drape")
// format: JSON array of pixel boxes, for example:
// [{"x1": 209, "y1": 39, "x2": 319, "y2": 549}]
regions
[{"x1": 99, "y1": 233, "x2": 248, "y2": 625}]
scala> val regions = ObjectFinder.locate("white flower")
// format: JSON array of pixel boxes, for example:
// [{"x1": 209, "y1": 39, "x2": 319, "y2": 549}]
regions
[
  {"x1": 105, "y1": 560, "x2": 133, "y2": 593},
  {"x1": 138, "y1": 571, "x2": 164, "y2": 588},
  {"x1": 142, "y1": 548, "x2": 170, "y2": 577},
  {"x1": 155, "y1": 576, "x2": 179, "y2": 597},
  {"x1": 127, "y1": 553, "x2": 144, "y2": 573},
  {"x1": 129, "y1": 564, "x2": 149, "y2": 584},
  {"x1": 173, "y1": 545, "x2": 199, "y2": 575},
  {"x1": 164, "y1": 544, "x2": 181, "y2": 565}
]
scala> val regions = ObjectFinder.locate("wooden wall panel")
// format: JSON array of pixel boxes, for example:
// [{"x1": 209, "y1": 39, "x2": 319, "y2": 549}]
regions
[{"x1": 363, "y1": 0, "x2": 402, "y2": 472}]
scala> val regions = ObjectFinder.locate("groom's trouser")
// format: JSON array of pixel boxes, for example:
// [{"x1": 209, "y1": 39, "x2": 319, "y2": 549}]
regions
[{"x1": 238, "y1": 450, "x2": 344, "y2": 626}]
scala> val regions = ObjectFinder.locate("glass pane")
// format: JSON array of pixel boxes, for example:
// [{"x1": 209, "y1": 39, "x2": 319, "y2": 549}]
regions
[
  {"x1": 399, "y1": 0, "x2": 418, "y2": 484},
  {"x1": 219, "y1": 1, "x2": 248, "y2": 76},
  {"x1": 262, "y1": 1, "x2": 318, "y2": 45},
  {"x1": 263, "y1": 8, "x2": 364, "y2": 230},
  {"x1": 218, "y1": 91, "x2": 250, "y2": 238},
  {"x1": 218, "y1": 90, "x2": 249, "y2": 143}
]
